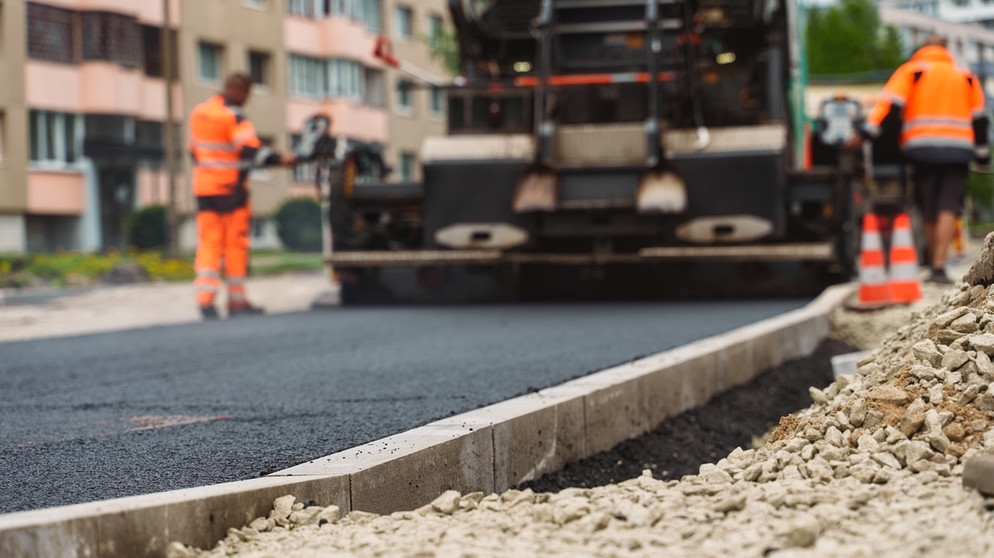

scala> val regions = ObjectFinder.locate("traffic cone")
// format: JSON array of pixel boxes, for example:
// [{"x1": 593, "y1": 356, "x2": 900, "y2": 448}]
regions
[
  {"x1": 855, "y1": 213, "x2": 891, "y2": 309},
  {"x1": 888, "y1": 212, "x2": 922, "y2": 304}
]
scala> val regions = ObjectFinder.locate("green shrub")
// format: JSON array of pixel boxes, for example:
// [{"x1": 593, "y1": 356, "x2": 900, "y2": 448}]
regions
[
  {"x1": 273, "y1": 197, "x2": 322, "y2": 253},
  {"x1": 968, "y1": 170, "x2": 994, "y2": 227},
  {"x1": 126, "y1": 205, "x2": 168, "y2": 250}
]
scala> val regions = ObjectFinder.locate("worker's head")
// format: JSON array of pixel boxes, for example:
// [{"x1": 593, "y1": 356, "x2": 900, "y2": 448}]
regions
[
  {"x1": 920, "y1": 34, "x2": 948, "y2": 49},
  {"x1": 222, "y1": 73, "x2": 253, "y2": 106}
]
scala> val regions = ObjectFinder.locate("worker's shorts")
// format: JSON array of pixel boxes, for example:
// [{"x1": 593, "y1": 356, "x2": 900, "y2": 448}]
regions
[{"x1": 911, "y1": 162, "x2": 968, "y2": 221}]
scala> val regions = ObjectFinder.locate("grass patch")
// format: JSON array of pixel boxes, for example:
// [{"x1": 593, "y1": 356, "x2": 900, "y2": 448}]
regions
[
  {"x1": 250, "y1": 252, "x2": 324, "y2": 276},
  {"x1": 0, "y1": 250, "x2": 322, "y2": 289}
]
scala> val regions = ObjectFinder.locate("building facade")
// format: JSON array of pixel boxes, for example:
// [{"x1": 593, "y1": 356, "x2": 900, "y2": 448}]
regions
[
  {"x1": 0, "y1": 0, "x2": 450, "y2": 254},
  {"x1": 890, "y1": 0, "x2": 994, "y2": 29},
  {"x1": 881, "y1": 1, "x2": 994, "y2": 99}
]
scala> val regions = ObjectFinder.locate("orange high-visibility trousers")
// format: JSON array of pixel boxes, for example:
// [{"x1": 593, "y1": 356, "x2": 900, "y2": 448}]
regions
[{"x1": 194, "y1": 205, "x2": 251, "y2": 309}]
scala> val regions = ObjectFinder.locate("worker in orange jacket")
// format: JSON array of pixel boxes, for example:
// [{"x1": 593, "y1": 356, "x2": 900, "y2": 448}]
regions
[
  {"x1": 188, "y1": 73, "x2": 296, "y2": 319},
  {"x1": 849, "y1": 35, "x2": 989, "y2": 284}
]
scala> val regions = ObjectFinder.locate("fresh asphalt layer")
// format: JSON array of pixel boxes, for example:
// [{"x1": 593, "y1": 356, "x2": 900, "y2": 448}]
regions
[{"x1": 0, "y1": 298, "x2": 808, "y2": 515}]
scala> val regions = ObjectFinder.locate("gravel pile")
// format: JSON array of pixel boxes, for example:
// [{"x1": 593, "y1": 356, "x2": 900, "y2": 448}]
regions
[{"x1": 169, "y1": 240, "x2": 994, "y2": 558}]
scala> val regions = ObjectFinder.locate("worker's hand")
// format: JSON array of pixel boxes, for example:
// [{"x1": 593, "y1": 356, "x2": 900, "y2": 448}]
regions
[
  {"x1": 842, "y1": 134, "x2": 864, "y2": 151},
  {"x1": 280, "y1": 153, "x2": 298, "y2": 167}
]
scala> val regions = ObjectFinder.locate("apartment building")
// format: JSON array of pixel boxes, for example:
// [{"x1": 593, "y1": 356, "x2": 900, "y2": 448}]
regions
[
  {"x1": 889, "y1": 0, "x2": 994, "y2": 29},
  {"x1": 879, "y1": 2, "x2": 994, "y2": 96},
  {"x1": 0, "y1": 0, "x2": 451, "y2": 254}
]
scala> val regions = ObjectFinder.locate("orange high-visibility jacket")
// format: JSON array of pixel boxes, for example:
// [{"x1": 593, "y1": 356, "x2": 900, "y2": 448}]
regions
[
  {"x1": 865, "y1": 45, "x2": 989, "y2": 164},
  {"x1": 188, "y1": 94, "x2": 275, "y2": 199}
]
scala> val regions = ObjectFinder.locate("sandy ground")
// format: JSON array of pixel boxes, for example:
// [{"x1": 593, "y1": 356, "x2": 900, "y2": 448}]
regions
[{"x1": 0, "y1": 272, "x2": 335, "y2": 343}]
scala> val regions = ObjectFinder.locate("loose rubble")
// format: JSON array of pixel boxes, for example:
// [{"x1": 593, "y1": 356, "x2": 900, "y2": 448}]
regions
[{"x1": 170, "y1": 237, "x2": 994, "y2": 558}]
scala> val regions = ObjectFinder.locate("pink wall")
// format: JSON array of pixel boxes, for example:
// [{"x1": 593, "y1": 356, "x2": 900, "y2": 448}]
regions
[
  {"x1": 26, "y1": 61, "x2": 182, "y2": 120},
  {"x1": 284, "y1": 17, "x2": 386, "y2": 67},
  {"x1": 133, "y1": 0, "x2": 180, "y2": 26},
  {"x1": 136, "y1": 167, "x2": 191, "y2": 213},
  {"x1": 80, "y1": 63, "x2": 143, "y2": 114},
  {"x1": 286, "y1": 100, "x2": 389, "y2": 144},
  {"x1": 34, "y1": 0, "x2": 179, "y2": 24},
  {"x1": 27, "y1": 171, "x2": 86, "y2": 215}
]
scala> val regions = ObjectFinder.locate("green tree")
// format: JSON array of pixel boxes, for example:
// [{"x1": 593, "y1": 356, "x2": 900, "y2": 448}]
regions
[
  {"x1": 806, "y1": 0, "x2": 905, "y2": 77},
  {"x1": 427, "y1": 27, "x2": 460, "y2": 77}
]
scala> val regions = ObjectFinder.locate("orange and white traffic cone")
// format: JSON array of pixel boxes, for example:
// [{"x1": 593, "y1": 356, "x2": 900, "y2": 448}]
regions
[
  {"x1": 888, "y1": 212, "x2": 922, "y2": 304},
  {"x1": 853, "y1": 213, "x2": 891, "y2": 309}
]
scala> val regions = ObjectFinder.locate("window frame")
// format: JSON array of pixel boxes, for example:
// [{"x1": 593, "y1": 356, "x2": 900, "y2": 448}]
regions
[
  {"x1": 399, "y1": 151, "x2": 416, "y2": 181},
  {"x1": 197, "y1": 41, "x2": 224, "y2": 84},
  {"x1": 29, "y1": 110, "x2": 85, "y2": 169},
  {"x1": 395, "y1": 79, "x2": 414, "y2": 114},
  {"x1": 394, "y1": 4, "x2": 413, "y2": 40},
  {"x1": 243, "y1": 0, "x2": 269, "y2": 10},
  {"x1": 248, "y1": 49, "x2": 272, "y2": 89},
  {"x1": 429, "y1": 85, "x2": 444, "y2": 117}
]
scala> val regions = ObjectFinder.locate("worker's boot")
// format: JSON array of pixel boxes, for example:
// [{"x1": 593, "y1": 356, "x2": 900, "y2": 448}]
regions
[
  {"x1": 199, "y1": 305, "x2": 220, "y2": 321},
  {"x1": 228, "y1": 302, "x2": 265, "y2": 318}
]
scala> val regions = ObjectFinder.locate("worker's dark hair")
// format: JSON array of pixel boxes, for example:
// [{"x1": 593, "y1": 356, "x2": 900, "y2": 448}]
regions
[{"x1": 224, "y1": 73, "x2": 254, "y2": 91}]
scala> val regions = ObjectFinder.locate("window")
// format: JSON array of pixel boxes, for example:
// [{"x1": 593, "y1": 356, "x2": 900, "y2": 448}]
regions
[
  {"x1": 329, "y1": 59, "x2": 363, "y2": 101},
  {"x1": 396, "y1": 79, "x2": 414, "y2": 113},
  {"x1": 429, "y1": 86, "x2": 444, "y2": 116},
  {"x1": 365, "y1": 68, "x2": 386, "y2": 108},
  {"x1": 288, "y1": 0, "x2": 323, "y2": 18},
  {"x1": 249, "y1": 50, "x2": 272, "y2": 88},
  {"x1": 287, "y1": 0, "x2": 379, "y2": 30},
  {"x1": 30, "y1": 110, "x2": 84, "y2": 167},
  {"x1": 135, "y1": 120, "x2": 163, "y2": 151},
  {"x1": 361, "y1": 0, "x2": 382, "y2": 33},
  {"x1": 82, "y1": 12, "x2": 142, "y2": 68},
  {"x1": 399, "y1": 151, "x2": 415, "y2": 181},
  {"x1": 394, "y1": 5, "x2": 412, "y2": 40},
  {"x1": 27, "y1": 3, "x2": 76, "y2": 64},
  {"x1": 142, "y1": 27, "x2": 178, "y2": 80},
  {"x1": 198, "y1": 41, "x2": 223, "y2": 83},
  {"x1": 289, "y1": 54, "x2": 367, "y2": 101},
  {"x1": 289, "y1": 54, "x2": 328, "y2": 98},
  {"x1": 427, "y1": 12, "x2": 443, "y2": 40},
  {"x1": 243, "y1": 0, "x2": 269, "y2": 9}
]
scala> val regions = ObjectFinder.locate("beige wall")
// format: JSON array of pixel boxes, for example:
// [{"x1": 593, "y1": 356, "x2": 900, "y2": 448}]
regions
[
  {"x1": 0, "y1": 0, "x2": 28, "y2": 213},
  {"x1": 385, "y1": 0, "x2": 450, "y2": 182},
  {"x1": 179, "y1": 0, "x2": 290, "y2": 215}
]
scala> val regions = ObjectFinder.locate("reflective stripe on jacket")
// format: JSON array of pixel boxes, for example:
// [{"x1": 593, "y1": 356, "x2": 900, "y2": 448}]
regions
[
  {"x1": 188, "y1": 95, "x2": 274, "y2": 197},
  {"x1": 865, "y1": 45, "x2": 989, "y2": 164}
]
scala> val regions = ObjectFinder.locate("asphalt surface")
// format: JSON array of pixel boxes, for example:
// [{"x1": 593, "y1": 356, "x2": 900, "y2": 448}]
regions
[{"x1": 0, "y1": 299, "x2": 808, "y2": 515}]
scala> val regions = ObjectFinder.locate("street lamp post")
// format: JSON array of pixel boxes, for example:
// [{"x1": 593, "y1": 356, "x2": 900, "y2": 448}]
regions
[{"x1": 163, "y1": 0, "x2": 179, "y2": 256}]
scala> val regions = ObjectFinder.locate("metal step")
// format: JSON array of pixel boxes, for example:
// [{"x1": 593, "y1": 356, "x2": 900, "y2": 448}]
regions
[{"x1": 328, "y1": 242, "x2": 837, "y2": 268}]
